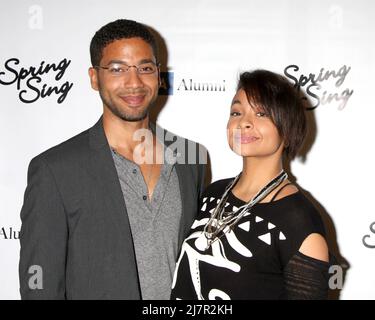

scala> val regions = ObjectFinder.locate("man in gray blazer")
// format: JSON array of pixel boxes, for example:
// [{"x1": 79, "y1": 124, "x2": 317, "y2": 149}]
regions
[{"x1": 19, "y1": 19, "x2": 207, "y2": 300}]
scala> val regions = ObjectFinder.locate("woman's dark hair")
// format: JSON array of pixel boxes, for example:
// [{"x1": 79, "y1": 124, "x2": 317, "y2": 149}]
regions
[
  {"x1": 90, "y1": 19, "x2": 158, "y2": 67},
  {"x1": 237, "y1": 69, "x2": 307, "y2": 159}
]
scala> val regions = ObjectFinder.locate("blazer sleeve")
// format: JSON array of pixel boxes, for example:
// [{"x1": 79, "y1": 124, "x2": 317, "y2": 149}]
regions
[{"x1": 19, "y1": 156, "x2": 68, "y2": 299}]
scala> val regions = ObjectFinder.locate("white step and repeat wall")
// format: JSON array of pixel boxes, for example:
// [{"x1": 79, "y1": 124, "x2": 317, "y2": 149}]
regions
[{"x1": 1, "y1": 0, "x2": 374, "y2": 299}]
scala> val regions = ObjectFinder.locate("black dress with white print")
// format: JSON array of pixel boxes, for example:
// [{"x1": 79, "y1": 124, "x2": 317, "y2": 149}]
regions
[{"x1": 171, "y1": 178, "x2": 330, "y2": 300}]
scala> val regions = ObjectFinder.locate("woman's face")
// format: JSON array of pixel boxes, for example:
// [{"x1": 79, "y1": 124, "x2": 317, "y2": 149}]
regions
[{"x1": 227, "y1": 89, "x2": 284, "y2": 158}]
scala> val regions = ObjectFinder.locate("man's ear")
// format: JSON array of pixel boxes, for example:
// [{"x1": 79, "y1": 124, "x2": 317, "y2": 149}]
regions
[{"x1": 88, "y1": 67, "x2": 99, "y2": 91}]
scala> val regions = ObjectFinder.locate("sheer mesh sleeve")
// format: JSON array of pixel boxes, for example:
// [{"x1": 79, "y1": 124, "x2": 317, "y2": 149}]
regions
[{"x1": 284, "y1": 251, "x2": 330, "y2": 300}]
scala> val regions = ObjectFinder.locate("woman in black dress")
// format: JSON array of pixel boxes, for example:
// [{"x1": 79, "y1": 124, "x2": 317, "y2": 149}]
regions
[{"x1": 171, "y1": 70, "x2": 330, "y2": 300}]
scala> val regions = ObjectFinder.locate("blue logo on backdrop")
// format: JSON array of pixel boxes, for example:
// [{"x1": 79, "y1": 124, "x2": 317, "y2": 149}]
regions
[{"x1": 159, "y1": 72, "x2": 174, "y2": 95}]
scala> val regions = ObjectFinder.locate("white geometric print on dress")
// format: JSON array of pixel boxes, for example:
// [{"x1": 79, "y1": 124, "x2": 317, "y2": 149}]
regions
[
  {"x1": 258, "y1": 232, "x2": 271, "y2": 245},
  {"x1": 173, "y1": 216, "x2": 252, "y2": 300},
  {"x1": 238, "y1": 221, "x2": 250, "y2": 231},
  {"x1": 268, "y1": 222, "x2": 276, "y2": 229},
  {"x1": 201, "y1": 202, "x2": 207, "y2": 212},
  {"x1": 279, "y1": 231, "x2": 286, "y2": 240},
  {"x1": 208, "y1": 288, "x2": 231, "y2": 300}
]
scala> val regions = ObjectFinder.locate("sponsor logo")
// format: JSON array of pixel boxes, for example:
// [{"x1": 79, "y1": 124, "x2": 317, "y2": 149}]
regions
[
  {"x1": 362, "y1": 221, "x2": 375, "y2": 248},
  {"x1": 0, "y1": 57, "x2": 73, "y2": 104},
  {"x1": 157, "y1": 71, "x2": 226, "y2": 96},
  {"x1": 177, "y1": 78, "x2": 226, "y2": 92},
  {"x1": 0, "y1": 226, "x2": 20, "y2": 240},
  {"x1": 284, "y1": 64, "x2": 353, "y2": 110}
]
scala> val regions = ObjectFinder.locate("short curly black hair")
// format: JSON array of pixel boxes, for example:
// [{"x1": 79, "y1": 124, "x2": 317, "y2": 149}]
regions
[
  {"x1": 90, "y1": 19, "x2": 158, "y2": 67},
  {"x1": 237, "y1": 70, "x2": 307, "y2": 159}
]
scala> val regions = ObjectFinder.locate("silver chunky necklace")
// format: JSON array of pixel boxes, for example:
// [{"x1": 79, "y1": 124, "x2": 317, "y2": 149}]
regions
[{"x1": 203, "y1": 170, "x2": 288, "y2": 250}]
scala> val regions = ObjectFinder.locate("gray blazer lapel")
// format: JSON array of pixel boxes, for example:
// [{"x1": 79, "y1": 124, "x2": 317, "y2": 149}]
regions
[
  {"x1": 88, "y1": 117, "x2": 131, "y2": 232},
  {"x1": 174, "y1": 163, "x2": 197, "y2": 247},
  {"x1": 87, "y1": 117, "x2": 140, "y2": 296},
  {"x1": 151, "y1": 122, "x2": 198, "y2": 247}
]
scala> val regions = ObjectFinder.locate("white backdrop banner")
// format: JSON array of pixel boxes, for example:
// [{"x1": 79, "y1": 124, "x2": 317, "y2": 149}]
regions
[{"x1": 0, "y1": 0, "x2": 374, "y2": 299}]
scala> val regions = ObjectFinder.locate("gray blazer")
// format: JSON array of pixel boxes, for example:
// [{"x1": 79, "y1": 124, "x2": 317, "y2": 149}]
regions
[{"x1": 19, "y1": 117, "x2": 206, "y2": 299}]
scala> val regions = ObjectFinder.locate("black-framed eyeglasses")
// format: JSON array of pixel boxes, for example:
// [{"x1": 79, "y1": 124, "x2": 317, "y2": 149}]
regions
[{"x1": 94, "y1": 61, "x2": 160, "y2": 76}]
